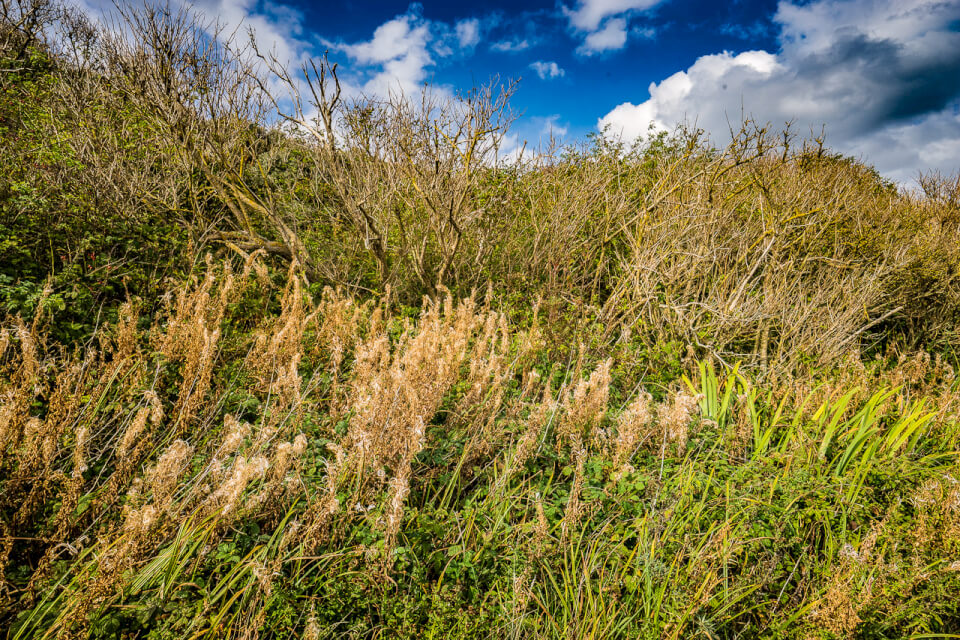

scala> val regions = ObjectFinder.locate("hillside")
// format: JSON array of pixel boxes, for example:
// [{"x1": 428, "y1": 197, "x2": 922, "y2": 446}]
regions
[{"x1": 2, "y1": 2, "x2": 960, "y2": 638}]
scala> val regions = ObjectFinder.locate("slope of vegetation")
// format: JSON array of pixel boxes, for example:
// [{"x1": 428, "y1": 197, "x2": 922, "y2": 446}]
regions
[{"x1": 2, "y1": 1, "x2": 960, "y2": 638}]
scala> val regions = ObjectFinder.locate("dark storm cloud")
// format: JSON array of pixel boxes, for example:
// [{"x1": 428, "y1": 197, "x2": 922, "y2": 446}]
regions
[
  {"x1": 799, "y1": 31, "x2": 960, "y2": 126},
  {"x1": 600, "y1": 0, "x2": 960, "y2": 183}
]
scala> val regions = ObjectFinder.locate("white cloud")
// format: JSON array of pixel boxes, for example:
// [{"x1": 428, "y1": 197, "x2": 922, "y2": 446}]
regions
[
  {"x1": 491, "y1": 38, "x2": 531, "y2": 52},
  {"x1": 577, "y1": 17, "x2": 628, "y2": 55},
  {"x1": 599, "y1": 0, "x2": 960, "y2": 183},
  {"x1": 563, "y1": 0, "x2": 663, "y2": 55},
  {"x1": 455, "y1": 18, "x2": 480, "y2": 48},
  {"x1": 775, "y1": 0, "x2": 952, "y2": 59},
  {"x1": 334, "y1": 13, "x2": 435, "y2": 96},
  {"x1": 633, "y1": 25, "x2": 656, "y2": 40},
  {"x1": 530, "y1": 60, "x2": 565, "y2": 80},
  {"x1": 843, "y1": 109, "x2": 960, "y2": 183},
  {"x1": 497, "y1": 131, "x2": 527, "y2": 164},
  {"x1": 339, "y1": 14, "x2": 429, "y2": 66},
  {"x1": 330, "y1": 10, "x2": 493, "y2": 98},
  {"x1": 600, "y1": 49, "x2": 781, "y2": 137},
  {"x1": 563, "y1": 0, "x2": 662, "y2": 32},
  {"x1": 541, "y1": 114, "x2": 569, "y2": 137}
]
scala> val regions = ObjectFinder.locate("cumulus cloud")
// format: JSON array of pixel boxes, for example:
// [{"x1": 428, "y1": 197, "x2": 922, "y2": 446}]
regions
[
  {"x1": 193, "y1": 0, "x2": 309, "y2": 64},
  {"x1": 600, "y1": 50, "x2": 781, "y2": 136},
  {"x1": 530, "y1": 60, "x2": 565, "y2": 80},
  {"x1": 330, "y1": 10, "x2": 491, "y2": 98},
  {"x1": 563, "y1": 0, "x2": 662, "y2": 32},
  {"x1": 598, "y1": 0, "x2": 960, "y2": 182},
  {"x1": 491, "y1": 38, "x2": 532, "y2": 52},
  {"x1": 563, "y1": 0, "x2": 663, "y2": 55},
  {"x1": 455, "y1": 18, "x2": 481, "y2": 49},
  {"x1": 340, "y1": 14, "x2": 428, "y2": 65},
  {"x1": 334, "y1": 12, "x2": 435, "y2": 95},
  {"x1": 540, "y1": 114, "x2": 569, "y2": 137},
  {"x1": 577, "y1": 17, "x2": 628, "y2": 55}
]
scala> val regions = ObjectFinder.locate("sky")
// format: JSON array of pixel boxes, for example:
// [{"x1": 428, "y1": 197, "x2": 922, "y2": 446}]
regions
[{"x1": 76, "y1": 0, "x2": 960, "y2": 184}]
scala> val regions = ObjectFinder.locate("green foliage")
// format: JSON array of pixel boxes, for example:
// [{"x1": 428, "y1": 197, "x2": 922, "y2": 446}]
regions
[{"x1": 0, "y1": 47, "x2": 193, "y2": 342}]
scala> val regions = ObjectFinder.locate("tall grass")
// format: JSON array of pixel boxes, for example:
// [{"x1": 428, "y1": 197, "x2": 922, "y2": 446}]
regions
[{"x1": 1, "y1": 260, "x2": 958, "y2": 638}]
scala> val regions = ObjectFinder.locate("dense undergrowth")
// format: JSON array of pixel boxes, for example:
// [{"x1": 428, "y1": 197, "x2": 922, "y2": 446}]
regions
[{"x1": 2, "y1": 1, "x2": 960, "y2": 638}]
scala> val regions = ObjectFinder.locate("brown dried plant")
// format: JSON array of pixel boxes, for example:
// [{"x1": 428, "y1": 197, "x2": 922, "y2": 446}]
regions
[
  {"x1": 656, "y1": 390, "x2": 701, "y2": 456},
  {"x1": 611, "y1": 390, "x2": 654, "y2": 477},
  {"x1": 556, "y1": 358, "x2": 613, "y2": 454}
]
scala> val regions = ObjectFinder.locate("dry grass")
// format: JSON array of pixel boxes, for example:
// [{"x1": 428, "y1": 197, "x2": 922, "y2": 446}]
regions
[{"x1": 0, "y1": 258, "x2": 957, "y2": 638}]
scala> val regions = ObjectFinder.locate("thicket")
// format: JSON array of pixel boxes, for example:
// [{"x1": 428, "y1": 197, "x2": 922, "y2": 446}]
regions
[{"x1": 2, "y1": 1, "x2": 960, "y2": 638}]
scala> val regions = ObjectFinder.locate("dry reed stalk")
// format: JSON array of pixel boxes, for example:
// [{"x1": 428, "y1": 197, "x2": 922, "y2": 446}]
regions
[
  {"x1": 809, "y1": 518, "x2": 890, "y2": 637},
  {"x1": 158, "y1": 258, "x2": 241, "y2": 430},
  {"x1": 611, "y1": 389, "x2": 653, "y2": 477},
  {"x1": 246, "y1": 264, "x2": 316, "y2": 415},
  {"x1": 15, "y1": 354, "x2": 102, "y2": 540},
  {"x1": 0, "y1": 320, "x2": 41, "y2": 458},
  {"x1": 0, "y1": 327, "x2": 9, "y2": 360},
  {"x1": 557, "y1": 358, "x2": 612, "y2": 454},
  {"x1": 491, "y1": 377, "x2": 553, "y2": 499},
  {"x1": 61, "y1": 502, "x2": 167, "y2": 638},
  {"x1": 248, "y1": 433, "x2": 308, "y2": 511},
  {"x1": 561, "y1": 445, "x2": 587, "y2": 543},
  {"x1": 909, "y1": 474, "x2": 960, "y2": 565},
  {"x1": 514, "y1": 375, "x2": 551, "y2": 465},
  {"x1": 87, "y1": 388, "x2": 167, "y2": 525},
  {"x1": 312, "y1": 287, "x2": 368, "y2": 407},
  {"x1": 460, "y1": 311, "x2": 510, "y2": 409},
  {"x1": 111, "y1": 300, "x2": 139, "y2": 361},
  {"x1": 656, "y1": 390, "x2": 700, "y2": 456},
  {"x1": 148, "y1": 439, "x2": 194, "y2": 507},
  {"x1": 299, "y1": 290, "x2": 503, "y2": 561},
  {"x1": 301, "y1": 442, "x2": 345, "y2": 552},
  {"x1": 344, "y1": 293, "x2": 480, "y2": 478}
]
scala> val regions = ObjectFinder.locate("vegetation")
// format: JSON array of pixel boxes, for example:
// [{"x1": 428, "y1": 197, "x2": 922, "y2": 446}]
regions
[{"x1": 2, "y1": 1, "x2": 960, "y2": 637}]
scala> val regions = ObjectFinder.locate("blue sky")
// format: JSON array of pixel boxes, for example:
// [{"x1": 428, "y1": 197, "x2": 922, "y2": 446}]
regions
[
  {"x1": 296, "y1": 0, "x2": 781, "y2": 139},
  {"x1": 81, "y1": 0, "x2": 960, "y2": 183}
]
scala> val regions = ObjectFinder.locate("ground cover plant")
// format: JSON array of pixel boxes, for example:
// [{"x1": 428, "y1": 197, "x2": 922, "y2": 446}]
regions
[{"x1": 2, "y1": 1, "x2": 960, "y2": 638}]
